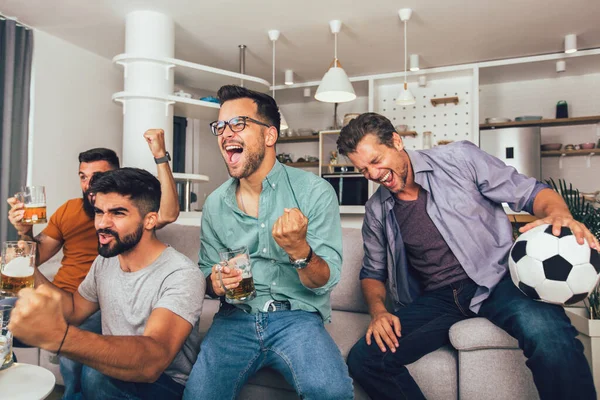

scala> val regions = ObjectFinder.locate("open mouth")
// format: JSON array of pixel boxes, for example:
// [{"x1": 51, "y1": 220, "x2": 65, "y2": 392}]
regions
[
  {"x1": 379, "y1": 170, "x2": 392, "y2": 184},
  {"x1": 224, "y1": 143, "x2": 244, "y2": 164},
  {"x1": 98, "y1": 233, "x2": 114, "y2": 245}
]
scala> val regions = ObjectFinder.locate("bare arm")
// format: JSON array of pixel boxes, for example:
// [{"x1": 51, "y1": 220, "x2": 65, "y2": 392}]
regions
[
  {"x1": 10, "y1": 288, "x2": 191, "y2": 383},
  {"x1": 289, "y1": 242, "x2": 331, "y2": 289},
  {"x1": 522, "y1": 188, "x2": 599, "y2": 249},
  {"x1": 361, "y1": 278, "x2": 401, "y2": 353},
  {"x1": 144, "y1": 129, "x2": 180, "y2": 229}
]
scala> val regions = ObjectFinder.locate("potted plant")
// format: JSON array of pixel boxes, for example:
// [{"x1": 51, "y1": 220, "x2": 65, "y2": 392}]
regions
[{"x1": 546, "y1": 179, "x2": 600, "y2": 389}]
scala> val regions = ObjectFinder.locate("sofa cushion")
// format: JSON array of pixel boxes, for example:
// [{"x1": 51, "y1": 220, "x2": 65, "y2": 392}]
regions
[
  {"x1": 407, "y1": 346, "x2": 458, "y2": 400},
  {"x1": 331, "y1": 228, "x2": 369, "y2": 314},
  {"x1": 326, "y1": 310, "x2": 371, "y2": 359},
  {"x1": 449, "y1": 318, "x2": 520, "y2": 350}
]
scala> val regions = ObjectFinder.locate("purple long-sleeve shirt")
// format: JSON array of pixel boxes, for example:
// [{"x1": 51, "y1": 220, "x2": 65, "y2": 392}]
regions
[{"x1": 361, "y1": 141, "x2": 550, "y2": 313}]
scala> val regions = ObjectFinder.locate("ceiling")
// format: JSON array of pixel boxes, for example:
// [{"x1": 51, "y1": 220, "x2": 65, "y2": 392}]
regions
[{"x1": 2, "y1": 0, "x2": 600, "y2": 86}]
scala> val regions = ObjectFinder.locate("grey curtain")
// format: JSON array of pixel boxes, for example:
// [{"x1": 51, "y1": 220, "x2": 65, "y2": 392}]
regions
[{"x1": 0, "y1": 19, "x2": 34, "y2": 243}]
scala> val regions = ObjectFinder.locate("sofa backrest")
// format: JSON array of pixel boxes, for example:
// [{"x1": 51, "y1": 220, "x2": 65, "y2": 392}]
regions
[
  {"x1": 156, "y1": 224, "x2": 368, "y2": 314},
  {"x1": 331, "y1": 228, "x2": 368, "y2": 314}
]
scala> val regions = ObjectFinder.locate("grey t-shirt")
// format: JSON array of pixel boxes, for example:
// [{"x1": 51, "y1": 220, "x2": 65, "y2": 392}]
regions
[{"x1": 78, "y1": 246, "x2": 206, "y2": 386}]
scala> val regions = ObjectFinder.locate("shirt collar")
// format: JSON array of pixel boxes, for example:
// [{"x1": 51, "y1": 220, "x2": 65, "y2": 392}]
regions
[
  {"x1": 222, "y1": 160, "x2": 285, "y2": 210},
  {"x1": 380, "y1": 149, "x2": 433, "y2": 204}
]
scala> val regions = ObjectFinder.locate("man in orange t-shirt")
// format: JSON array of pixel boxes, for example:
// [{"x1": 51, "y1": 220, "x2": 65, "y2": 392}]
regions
[{"x1": 7, "y1": 129, "x2": 179, "y2": 291}]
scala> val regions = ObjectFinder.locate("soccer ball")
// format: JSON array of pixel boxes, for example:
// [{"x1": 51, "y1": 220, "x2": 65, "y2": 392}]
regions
[{"x1": 508, "y1": 224, "x2": 600, "y2": 305}]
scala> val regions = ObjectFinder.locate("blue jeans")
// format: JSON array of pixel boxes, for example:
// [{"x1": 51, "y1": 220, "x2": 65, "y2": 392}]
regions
[
  {"x1": 60, "y1": 310, "x2": 102, "y2": 398},
  {"x1": 183, "y1": 304, "x2": 354, "y2": 400},
  {"x1": 347, "y1": 277, "x2": 595, "y2": 400},
  {"x1": 62, "y1": 365, "x2": 184, "y2": 400}
]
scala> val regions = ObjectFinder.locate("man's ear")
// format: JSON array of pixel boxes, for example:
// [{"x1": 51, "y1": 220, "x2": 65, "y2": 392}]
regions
[
  {"x1": 265, "y1": 126, "x2": 278, "y2": 147},
  {"x1": 144, "y1": 212, "x2": 159, "y2": 230},
  {"x1": 392, "y1": 132, "x2": 405, "y2": 152}
]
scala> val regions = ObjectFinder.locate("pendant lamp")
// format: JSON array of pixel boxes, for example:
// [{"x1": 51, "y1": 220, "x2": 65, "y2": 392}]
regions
[
  {"x1": 315, "y1": 20, "x2": 356, "y2": 103},
  {"x1": 268, "y1": 29, "x2": 289, "y2": 130},
  {"x1": 396, "y1": 9, "x2": 416, "y2": 106}
]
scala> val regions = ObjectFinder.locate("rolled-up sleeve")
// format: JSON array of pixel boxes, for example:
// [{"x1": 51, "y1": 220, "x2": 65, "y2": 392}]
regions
[
  {"x1": 198, "y1": 200, "x2": 223, "y2": 280},
  {"x1": 303, "y1": 179, "x2": 343, "y2": 295},
  {"x1": 457, "y1": 141, "x2": 550, "y2": 214},
  {"x1": 360, "y1": 204, "x2": 389, "y2": 283}
]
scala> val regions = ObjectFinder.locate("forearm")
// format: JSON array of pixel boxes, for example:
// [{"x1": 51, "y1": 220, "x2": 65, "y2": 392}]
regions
[
  {"x1": 32, "y1": 271, "x2": 75, "y2": 320},
  {"x1": 532, "y1": 188, "x2": 571, "y2": 219},
  {"x1": 362, "y1": 278, "x2": 389, "y2": 317},
  {"x1": 297, "y1": 254, "x2": 331, "y2": 288},
  {"x1": 53, "y1": 327, "x2": 170, "y2": 383},
  {"x1": 155, "y1": 162, "x2": 180, "y2": 228}
]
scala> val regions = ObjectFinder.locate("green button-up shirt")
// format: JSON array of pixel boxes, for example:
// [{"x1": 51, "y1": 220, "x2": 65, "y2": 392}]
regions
[{"x1": 199, "y1": 161, "x2": 343, "y2": 322}]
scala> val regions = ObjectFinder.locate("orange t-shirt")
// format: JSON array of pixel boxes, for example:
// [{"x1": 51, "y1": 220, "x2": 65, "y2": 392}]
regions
[{"x1": 42, "y1": 198, "x2": 98, "y2": 293}]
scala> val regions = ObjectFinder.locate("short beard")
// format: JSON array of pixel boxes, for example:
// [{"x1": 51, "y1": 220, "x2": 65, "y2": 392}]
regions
[
  {"x1": 82, "y1": 192, "x2": 95, "y2": 219},
  {"x1": 225, "y1": 135, "x2": 266, "y2": 180},
  {"x1": 97, "y1": 224, "x2": 144, "y2": 258}
]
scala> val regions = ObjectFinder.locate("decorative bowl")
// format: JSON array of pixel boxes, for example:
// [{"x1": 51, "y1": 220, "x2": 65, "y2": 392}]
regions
[
  {"x1": 395, "y1": 124, "x2": 409, "y2": 132},
  {"x1": 580, "y1": 143, "x2": 596, "y2": 150},
  {"x1": 515, "y1": 116, "x2": 543, "y2": 121},
  {"x1": 485, "y1": 117, "x2": 511, "y2": 124},
  {"x1": 541, "y1": 143, "x2": 562, "y2": 151}
]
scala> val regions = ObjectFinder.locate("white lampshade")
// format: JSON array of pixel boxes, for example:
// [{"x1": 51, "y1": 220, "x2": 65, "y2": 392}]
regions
[
  {"x1": 396, "y1": 84, "x2": 416, "y2": 105},
  {"x1": 280, "y1": 110, "x2": 289, "y2": 130},
  {"x1": 565, "y1": 34, "x2": 577, "y2": 54},
  {"x1": 315, "y1": 66, "x2": 356, "y2": 103}
]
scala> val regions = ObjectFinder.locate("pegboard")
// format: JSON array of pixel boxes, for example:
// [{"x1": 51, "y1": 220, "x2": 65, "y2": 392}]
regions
[{"x1": 375, "y1": 76, "x2": 474, "y2": 150}]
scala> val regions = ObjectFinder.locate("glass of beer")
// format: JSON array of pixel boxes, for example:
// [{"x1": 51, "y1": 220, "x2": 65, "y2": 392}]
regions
[
  {"x1": 16, "y1": 186, "x2": 47, "y2": 224},
  {"x1": 217, "y1": 246, "x2": 256, "y2": 304},
  {"x1": 1, "y1": 241, "x2": 36, "y2": 298},
  {"x1": 0, "y1": 305, "x2": 13, "y2": 370}
]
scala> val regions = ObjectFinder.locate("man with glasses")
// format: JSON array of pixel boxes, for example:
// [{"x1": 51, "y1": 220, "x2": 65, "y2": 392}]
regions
[{"x1": 183, "y1": 85, "x2": 353, "y2": 400}]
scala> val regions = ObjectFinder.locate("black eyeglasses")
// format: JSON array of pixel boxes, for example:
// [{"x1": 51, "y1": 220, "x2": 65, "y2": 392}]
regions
[{"x1": 209, "y1": 116, "x2": 272, "y2": 136}]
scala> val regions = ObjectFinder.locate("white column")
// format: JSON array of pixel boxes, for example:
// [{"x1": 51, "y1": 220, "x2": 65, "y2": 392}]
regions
[{"x1": 122, "y1": 11, "x2": 174, "y2": 171}]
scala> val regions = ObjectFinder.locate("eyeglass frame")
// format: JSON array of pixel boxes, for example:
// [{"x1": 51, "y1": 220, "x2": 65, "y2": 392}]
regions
[{"x1": 209, "y1": 116, "x2": 273, "y2": 136}]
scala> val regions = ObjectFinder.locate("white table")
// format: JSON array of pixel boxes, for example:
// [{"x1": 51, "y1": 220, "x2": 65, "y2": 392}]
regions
[{"x1": 0, "y1": 363, "x2": 55, "y2": 400}]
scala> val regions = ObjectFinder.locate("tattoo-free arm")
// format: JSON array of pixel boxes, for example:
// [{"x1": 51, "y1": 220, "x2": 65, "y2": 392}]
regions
[
  {"x1": 155, "y1": 162, "x2": 180, "y2": 229},
  {"x1": 53, "y1": 308, "x2": 192, "y2": 382}
]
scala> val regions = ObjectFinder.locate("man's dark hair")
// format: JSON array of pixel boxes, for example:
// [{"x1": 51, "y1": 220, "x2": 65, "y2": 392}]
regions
[
  {"x1": 88, "y1": 168, "x2": 161, "y2": 217},
  {"x1": 337, "y1": 113, "x2": 396, "y2": 156},
  {"x1": 78, "y1": 148, "x2": 120, "y2": 169},
  {"x1": 217, "y1": 85, "x2": 281, "y2": 135}
]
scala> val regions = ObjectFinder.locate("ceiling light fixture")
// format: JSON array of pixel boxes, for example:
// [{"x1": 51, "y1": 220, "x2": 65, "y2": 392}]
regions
[
  {"x1": 410, "y1": 54, "x2": 420, "y2": 71},
  {"x1": 284, "y1": 69, "x2": 294, "y2": 85},
  {"x1": 315, "y1": 20, "x2": 356, "y2": 103},
  {"x1": 396, "y1": 9, "x2": 416, "y2": 105},
  {"x1": 565, "y1": 34, "x2": 577, "y2": 54},
  {"x1": 268, "y1": 29, "x2": 289, "y2": 130},
  {"x1": 556, "y1": 60, "x2": 566, "y2": 73}
]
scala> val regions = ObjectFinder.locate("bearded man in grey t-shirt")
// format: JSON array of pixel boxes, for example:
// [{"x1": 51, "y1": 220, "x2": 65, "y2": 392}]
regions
[{"x1": 9, "y1": 168, "x2": 205, "y2": 400}]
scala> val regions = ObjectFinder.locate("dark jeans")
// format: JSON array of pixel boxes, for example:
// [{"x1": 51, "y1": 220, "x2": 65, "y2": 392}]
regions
[
  {"x1": 62, "y1": 366, "x2": 184, "y2": 400},
  {"x1": 347, "y1": 276, "x2": 596, "y2": 400}
]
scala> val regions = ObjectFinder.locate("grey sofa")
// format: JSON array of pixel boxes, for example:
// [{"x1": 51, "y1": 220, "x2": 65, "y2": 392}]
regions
[{"x1": 20, "y1": 223, "x2": 539, "y2": 399}]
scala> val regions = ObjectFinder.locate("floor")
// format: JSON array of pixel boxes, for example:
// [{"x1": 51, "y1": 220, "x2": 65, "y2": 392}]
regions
[{"x1": 47, "y1": 385, "x2": 64, "y2": 400}]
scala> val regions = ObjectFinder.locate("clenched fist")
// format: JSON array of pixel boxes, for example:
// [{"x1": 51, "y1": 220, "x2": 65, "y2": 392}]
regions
[
  {"x1": 272, "y1": 208, "x2": 310, "y2": 261},
  {"x1": 144, "y1": 129, "x2": 167, "y2": 159},
  {"x1": 8, "y1": 285, "x2": 67, "y2": 351}
]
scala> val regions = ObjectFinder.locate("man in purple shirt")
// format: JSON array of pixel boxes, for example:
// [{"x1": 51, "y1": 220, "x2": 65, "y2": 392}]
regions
[{"x1": 338, "y1": 113, "x2": 599, "y2": 400}]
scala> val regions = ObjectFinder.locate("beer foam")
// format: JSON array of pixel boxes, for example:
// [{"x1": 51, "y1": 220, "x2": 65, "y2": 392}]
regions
[
  {"x1": 24, "y1": 203, "x2": 45, "y2": 208},
  {"x1": 2, "y1": 258, "x2": 34, "y2": 277}
]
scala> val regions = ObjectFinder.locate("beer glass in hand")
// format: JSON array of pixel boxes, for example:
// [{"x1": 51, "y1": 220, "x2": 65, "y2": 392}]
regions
[
  {"x1": 15, "y1": 186, "x2": 47, "y2": 224},
  {"x1": 217, "y1": 246, "x2": 256, "y2": 304},
  {"x1": 0, "y1": 305, "x2": 13, "y2": 370},
  {"x1": 1, "y1": 241, "x2": 36, "y2": 298}
]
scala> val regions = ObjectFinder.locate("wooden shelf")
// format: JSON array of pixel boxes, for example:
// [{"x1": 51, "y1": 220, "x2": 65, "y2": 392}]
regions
[
  {"x1": 112, "y1": 92, "x2": 220, "y2": 120},
  {"x1": 541, "y1": 149, "x2": 597, "y2": 157},
  {"x1": 398, "y1": 131, "x2": 418, "y2": 137},
  {"x1": 480, "y1": 115, "x2": 600, "y2": 129},
  {"x1": 284, "y1": 161, "x2": 319, "y2": 168},
  {"x1": 430, "y1": 97, "x2": 459, "y2": 107},
  {"x1": 322, "y1": 163, "x2": 354, "y2": 168},
  {"x1": 278, "y1": 135, "x2": 319, "y2": 143}
]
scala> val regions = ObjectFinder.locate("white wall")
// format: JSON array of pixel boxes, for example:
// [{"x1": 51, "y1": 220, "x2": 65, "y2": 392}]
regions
[
  {"x1": 30, "y1": 30, "x2": 123, "y2": 215},
  {"x1": 480, "y1": 73, "x2": 600, "y2": 192}
]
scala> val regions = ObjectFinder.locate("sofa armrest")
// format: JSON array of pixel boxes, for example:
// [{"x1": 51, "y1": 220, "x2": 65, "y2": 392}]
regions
[{"x1": 449, "y1": 318, "x2": 519, "y2": 351}]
